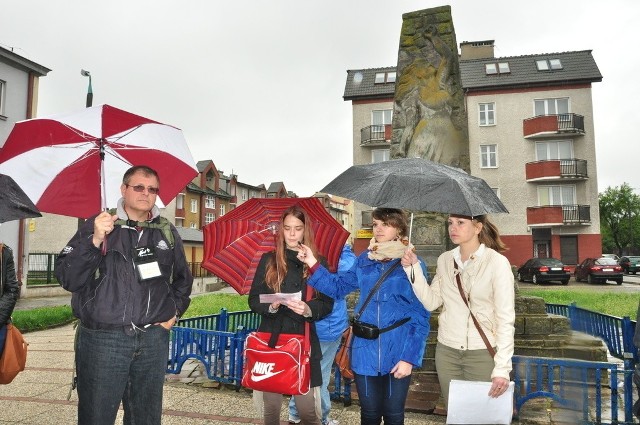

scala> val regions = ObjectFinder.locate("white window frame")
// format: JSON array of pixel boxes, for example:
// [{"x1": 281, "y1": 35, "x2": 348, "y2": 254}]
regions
[
  {"x1": 190, "y1": 199, "x2": 198, "y2": 213},
  {"x1": 534, "y1": 97, "x2": 569, "y2": 116},
  {"x1": 190, "y1": 223, "x2": 197, "y2": 229},
  {"x1": 219, "y1": 204, "x2": 226, "y2": 216},
  {"x1": 478, "y1": 103, "x2": 495, "y2": 126},
  {"x1": 204, "y1": 212, "x2": 214, "y2": 225},
  {"x1": 205, "y1": 195, "x2": 215, "y2": 209},
  {"x1": 0, "y1": 80, "x2": 5, "y2": 116},
  {"x1": 537, "y1": 185, "x2": 576, "y2": 206},
  {"x1": 176, "y1": 193, "x2": 184, "y2": 210},
  {"x1": 479, "y1": 144, "x2": 498, "y2": 168},
  {"x1": 241, "y1": 189, "x2": 248, "y2": 201},
  {"x1": 371, "y1": 149, "x2": 390, "y2": 164},
  {"x1": 535, "y1": 140, "x2": 574, "y2": 161}
]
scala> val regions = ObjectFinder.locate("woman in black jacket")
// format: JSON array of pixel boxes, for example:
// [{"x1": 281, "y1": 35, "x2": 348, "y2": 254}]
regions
[
  {"x1": 248, "y1": 205, "x2": 334, "y2": 425},
  {"x1": 0, "y1": 244, "x2": 20, "y2": 355}
]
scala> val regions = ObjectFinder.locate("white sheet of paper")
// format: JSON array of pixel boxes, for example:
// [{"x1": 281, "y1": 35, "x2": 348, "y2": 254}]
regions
[
  {"x1": 259, "y1": 291, "x2": 302, "y2": 304},
  {"x1": 446, "y1": 380, "x2": 514, "y2": 424}
]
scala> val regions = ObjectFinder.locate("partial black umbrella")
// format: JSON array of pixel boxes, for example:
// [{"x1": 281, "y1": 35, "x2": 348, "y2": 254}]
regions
[
  {"x1": 321, "y1": 158, "x2": 509, "y2": 217},
  {"x1": 0, "y1": 173, "x2": 42, "y2": 223}
]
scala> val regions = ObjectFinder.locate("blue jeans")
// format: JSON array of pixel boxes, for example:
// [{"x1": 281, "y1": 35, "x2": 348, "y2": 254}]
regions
[
  {"x1": 0, "y1": 324, "x2": 7, "y2": 355},
  {"x1": 290, "y1": 337, "x2": 342, "y2": 423},
  {"x1": 75, "y1": 324, "x2": 170, "y2": 425},
  {"x1": 354, "y1": 372, "x2": 412, "y2": 425}
]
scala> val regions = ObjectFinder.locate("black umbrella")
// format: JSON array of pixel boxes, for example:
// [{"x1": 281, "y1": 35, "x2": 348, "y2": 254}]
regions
[
  {"x1": 320, "y1": 158, "x2": 508, "y2": 217},
  {"x1": 0, "y1": 173, "x2": 42, "y2": 223}
]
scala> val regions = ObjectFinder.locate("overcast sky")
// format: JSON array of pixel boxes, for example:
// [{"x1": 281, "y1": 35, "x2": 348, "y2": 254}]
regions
[{"x1": 1, "y1": 0, "x2": 638, "y2": 197}]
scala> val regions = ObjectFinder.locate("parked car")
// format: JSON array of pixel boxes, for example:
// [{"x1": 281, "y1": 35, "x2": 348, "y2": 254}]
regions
[
  {"x1": 574, "y1": 257, "x2": 623, "y2": 285},
  {"x1": 619, "y1": 256, "x2": 640, "y2": 274},
  {"x1": 601, "y1": 253, "x2": 620, "y2": 262},
  {"x1": 517, "y1": 258, "x2": 571, "y2": 285}
]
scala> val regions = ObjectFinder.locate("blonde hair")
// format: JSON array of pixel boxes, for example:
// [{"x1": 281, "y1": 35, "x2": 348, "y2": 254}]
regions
[{"x1": 474, "y1": 215, "x2": 507, "y2": 252}]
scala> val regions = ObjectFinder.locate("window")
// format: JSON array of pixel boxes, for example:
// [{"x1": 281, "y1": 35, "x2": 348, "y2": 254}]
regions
[
  {"x1": 205, "y1": 195, "x2": 215, "y2": 209},
  {"x1": 190, "y1": 199, "x2": 198, "y2": 213},
  {"x1": 220, "y1": 204, "x2": 226, "y2": 216},
  {"x1": 205, "y1": 212, "x2": 214, "y2": 224},
  {"x1": 0, "y1": 80, "x2": 5, "y2": 116},
  {"x1": 536, "y1": 58, "x2": 563, "y2": 71},
  {"x1": 538, "y1": 185, "x2": 576, "y2": 206},
  {"x1": 371, "y1": 109, "x2": 392, "y2": 139},
  {"x1": 479, "y1": 103, "x2": 495, "y2": 126},
  {"x1": 485, "y1": 62, "x2": 510, "y2": 75},
  {"x1": 241, "y1": 189, "x2": 248, "y2": 201},
  {"x1": 175, "y1": 218, "x2": 184, "y2": 227},
  {"x1": 534, "y1": 98, "x2": 569, "y2": 116},
  {"x1": 176, "y1": 194, "x2": 184, "y2": 209},
  {"x1": 480, "y1": 145, "x2": 497, "y2": 168},
  {"x1": 374, "y1": 72, "x2": 396, "y2": 84},
  {"x1": 535, "y1": 140, "x2": 573, "y2": 160},
  {"x1": 372, "y1": 149, "x2": 390, "y2": 163},
  {"x1": 190, "y1": 223, "x2": 197, "y2": 229}
]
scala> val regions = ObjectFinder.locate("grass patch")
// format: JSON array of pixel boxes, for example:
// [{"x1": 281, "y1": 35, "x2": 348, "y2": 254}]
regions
[
  {"x1": 182, "y1": 293, "x2": 249, "y2": 318},
  {"x1": 12, "y1": 305, "x2": 75, "y2": 333},
  {"x1": 519, "y1": 289, "x2": 639, "y2": 319}
]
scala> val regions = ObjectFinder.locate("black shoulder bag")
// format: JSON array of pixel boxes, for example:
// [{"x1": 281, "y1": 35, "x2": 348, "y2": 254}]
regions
[{"x1": 351, "y1": 260, "x2": 410, "y2": 339}]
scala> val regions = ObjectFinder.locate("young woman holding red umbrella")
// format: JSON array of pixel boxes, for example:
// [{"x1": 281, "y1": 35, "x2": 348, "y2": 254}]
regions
[{"x1": 248, "y1": 205, "x2": 334, "y2": 425}]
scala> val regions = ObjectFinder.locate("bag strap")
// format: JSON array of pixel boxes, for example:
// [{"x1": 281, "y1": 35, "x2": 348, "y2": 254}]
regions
[
  {"x1": 302, "y1": 284, "x2": 311, "y2": 354},
  {"x1": 354, "y1": 260, "x2": 401, "y2": 321},
  {"x1": 453, "y1": 260, "x2": 496, "y2": 358}
]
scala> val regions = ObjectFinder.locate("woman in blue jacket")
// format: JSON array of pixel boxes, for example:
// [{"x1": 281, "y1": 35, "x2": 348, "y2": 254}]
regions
[{"x1": 298, "y1": 208, "x2": 430, "y2": 425}]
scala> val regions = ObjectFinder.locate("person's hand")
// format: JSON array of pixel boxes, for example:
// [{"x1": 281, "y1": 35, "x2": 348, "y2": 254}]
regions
[
  {"x1": 390, "y1": 360, "x2": 413, "y2": 379},
  {"x1": 401, "y1": 249, "x2": 418, "y2": 267},
  {"x1": 489, "y1": 377, "x2": 510, "y2": 398},
  {"x1": 297, "y1": 243, "x2": 318, "y2": 268},
  {"x1": 155, "y1": 315, "x2": 177, "y2": 330},
  {"x1": 285, "y1": 299, "x2": 311, "y2": 317},
  {"x1": 92, "y1": 211, "x2": 118, "y2": 247}
]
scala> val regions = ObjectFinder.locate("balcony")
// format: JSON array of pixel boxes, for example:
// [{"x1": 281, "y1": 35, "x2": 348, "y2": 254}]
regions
[
  {"x1": 523, "y1": 114, "x2": 585, "y2": 138},
  {"x1": 525, "y1": 159, "x2": 588, "y2": 182},
  {"x1": 527, "y1": 205, "x2": 591, "y2": 226},
  {"x1": 360, "y1": 124, "x2": 392, "y2": 147}
]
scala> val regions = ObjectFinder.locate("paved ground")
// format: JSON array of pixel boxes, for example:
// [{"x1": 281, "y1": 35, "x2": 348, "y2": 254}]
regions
[{"x1": 3, "y1": 289, "x2": 600, "y2": 424}]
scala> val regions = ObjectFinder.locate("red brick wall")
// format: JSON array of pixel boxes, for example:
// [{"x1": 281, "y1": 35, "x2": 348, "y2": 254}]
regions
[
  {"x1": 501, "y1": 234, "x2": 533, "y2": 267},
  {"x1": 523, "y1": 115, "x2": 556, "y2": 136},
  {"x1": 527, "y1": 206, "x2": 563, "y2": 225}
]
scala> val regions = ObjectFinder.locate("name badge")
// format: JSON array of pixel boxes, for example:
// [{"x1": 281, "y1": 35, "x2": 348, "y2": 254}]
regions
[{"x1": 132, "y1": 246, "x2": 162, "y2": 281}]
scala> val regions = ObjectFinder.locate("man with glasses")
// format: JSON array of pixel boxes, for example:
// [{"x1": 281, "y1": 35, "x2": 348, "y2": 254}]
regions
[{"x1": 56, "y1": 165, "x2": 193, "y2": 425}]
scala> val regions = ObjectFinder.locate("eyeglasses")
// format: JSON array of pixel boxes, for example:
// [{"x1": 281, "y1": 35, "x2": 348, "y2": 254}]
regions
[{"x1": 126, "y1": 184, "x2": 160, "y2": 195}]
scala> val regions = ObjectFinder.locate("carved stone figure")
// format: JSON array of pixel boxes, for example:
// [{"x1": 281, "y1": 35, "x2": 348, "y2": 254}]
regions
[{"x1": 390, "y1": 6, "x2": 469, "y2": 172}]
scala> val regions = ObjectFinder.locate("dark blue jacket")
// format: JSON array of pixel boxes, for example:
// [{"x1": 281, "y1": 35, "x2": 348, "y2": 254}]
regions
[{"x1": 55, "y1": 214, "x2": 193, "y2": 328}]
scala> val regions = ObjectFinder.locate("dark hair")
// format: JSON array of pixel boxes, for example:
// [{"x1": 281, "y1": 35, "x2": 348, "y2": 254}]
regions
[
  {"x1": 264, "y1": 205, "x2": 319, "y2": 292},
  {"x1": 372, "y1": 208, "x2": 408, "y2": 238},
  {"x1": 123, "y1": 165, "x2": 160, "y2": 186},
  {"x1": 474, "y1": 215, "x2": 507, "y2": 252}
]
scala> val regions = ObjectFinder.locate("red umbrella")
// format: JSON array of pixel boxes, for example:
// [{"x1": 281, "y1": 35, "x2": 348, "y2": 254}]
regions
[
  {"x1": 202, "y1": 197, "x2": 350, "y2": 295},
  {"x1": 0, "y1": 104, "x2": 197, "y2": 219}
]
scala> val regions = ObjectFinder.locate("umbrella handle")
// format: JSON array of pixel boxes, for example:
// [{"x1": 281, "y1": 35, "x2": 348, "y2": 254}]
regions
[{"x1": 101, "y1": 233, "x2": 108, "y2": 255}]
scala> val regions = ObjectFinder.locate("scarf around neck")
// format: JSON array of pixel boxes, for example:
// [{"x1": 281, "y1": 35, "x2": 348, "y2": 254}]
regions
[{"x1": 367, "y1": 237, "x2": 413, "y2": 261}]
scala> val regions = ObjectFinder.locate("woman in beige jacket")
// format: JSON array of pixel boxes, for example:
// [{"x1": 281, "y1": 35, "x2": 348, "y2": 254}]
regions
[{"x1": 401, "y1": 214, "x2": 515, "y2": 409}]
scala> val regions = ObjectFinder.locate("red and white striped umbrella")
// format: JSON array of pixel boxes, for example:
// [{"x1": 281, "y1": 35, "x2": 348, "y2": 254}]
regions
[
  {"x1": 0, "y1": 104, "x2": 197, "y2": 219},
  {"x1": 202, "y1": 197, "x2": 350, "y2": 295}
]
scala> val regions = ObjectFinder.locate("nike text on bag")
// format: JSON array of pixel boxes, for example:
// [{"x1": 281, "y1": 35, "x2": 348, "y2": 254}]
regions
[
  {"x1": 242, "y1": 331, "x2": 310, "y2": 395},
  {"x1": 0, "y1": 324, "x2": 28, "y2": 384}
]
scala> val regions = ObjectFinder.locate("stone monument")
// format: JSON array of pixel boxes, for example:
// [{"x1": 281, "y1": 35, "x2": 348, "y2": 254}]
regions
[{"x1": 378, "y1": 5, "x2": 608, "y2": 415}]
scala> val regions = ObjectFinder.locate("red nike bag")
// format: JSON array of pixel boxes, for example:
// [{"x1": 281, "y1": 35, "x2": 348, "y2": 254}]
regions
[{"x1": 242, "y1": 327, "x2": 310, "y2": 395}]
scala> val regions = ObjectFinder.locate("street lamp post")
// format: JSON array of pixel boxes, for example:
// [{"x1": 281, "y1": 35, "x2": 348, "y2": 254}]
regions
[{"x1": 81, "y1": 69, "x2": 93, "y2": 108}]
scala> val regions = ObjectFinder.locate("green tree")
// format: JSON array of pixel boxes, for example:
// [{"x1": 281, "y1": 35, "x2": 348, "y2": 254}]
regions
[{"x1": 599, "y1": 183, "x2": 640, "y2": 255}]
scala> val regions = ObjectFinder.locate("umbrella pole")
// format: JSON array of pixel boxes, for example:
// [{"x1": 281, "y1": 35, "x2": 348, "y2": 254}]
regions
[
  {"x1": 100, "y1": 140, "x2": 108, "y2": 255},
  {"x1": 409, "y1": 212, "x2": 414, "y2": 243}
]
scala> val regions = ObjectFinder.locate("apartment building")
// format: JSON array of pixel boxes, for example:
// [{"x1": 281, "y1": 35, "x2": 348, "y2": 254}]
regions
[
  {"x1": 0, "y1": 46, "x2": 50, "y2": 288},
  {"x1": 343, "y1": 41, "x2": 603, "y2": 267}
]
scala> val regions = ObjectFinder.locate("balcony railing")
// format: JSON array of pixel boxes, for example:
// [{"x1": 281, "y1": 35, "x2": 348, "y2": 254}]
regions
[
  {"x1": 527, "y1": 204, "x2": 591, "y2": 226},
  {"x1": 525, "y1": 159, "x2": 588, "y2": 181},
  {"x1": 360, "y1": 124, "x2": 392, "y2": 146},
  {"x1": 523, "y1": 113, "x2": 585, "y2": 138}
]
